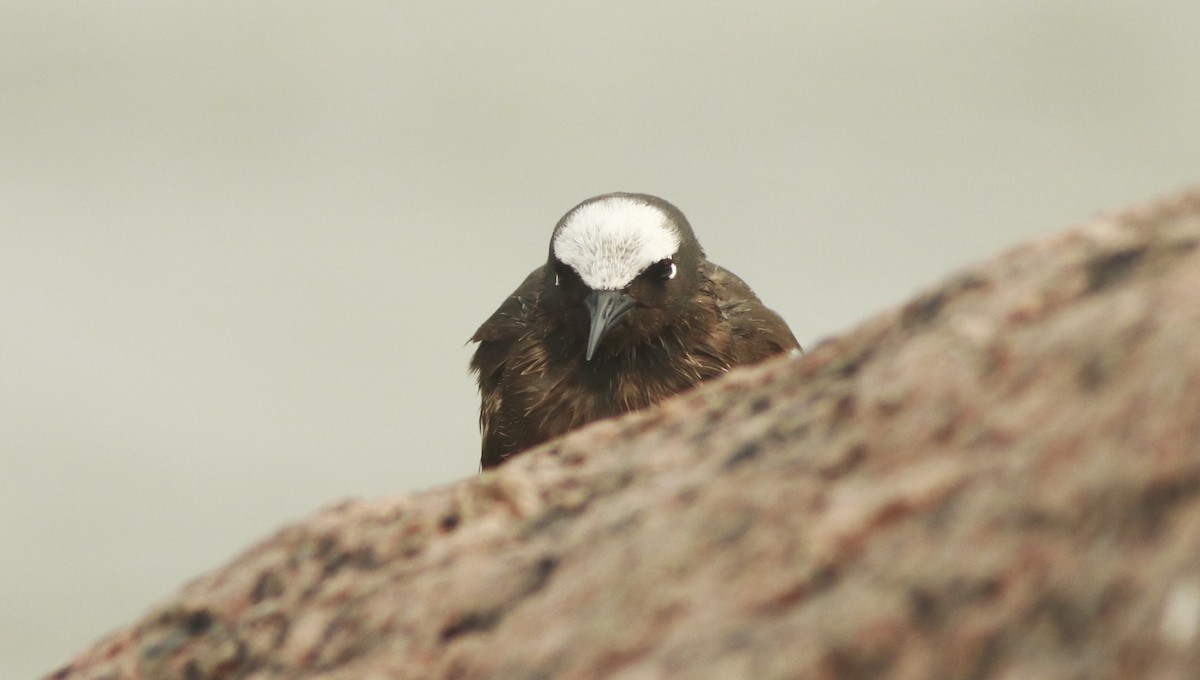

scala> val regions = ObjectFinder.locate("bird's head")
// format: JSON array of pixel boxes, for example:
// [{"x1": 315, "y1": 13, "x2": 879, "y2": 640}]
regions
[{"x1": 542, "y1": 193, "x2": 705, "y2": 361}]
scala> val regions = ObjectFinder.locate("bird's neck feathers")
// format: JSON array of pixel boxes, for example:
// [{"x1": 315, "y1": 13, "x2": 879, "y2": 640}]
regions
[{"x1": 540, "y1": 289, "x2": 725, "y2": 375}]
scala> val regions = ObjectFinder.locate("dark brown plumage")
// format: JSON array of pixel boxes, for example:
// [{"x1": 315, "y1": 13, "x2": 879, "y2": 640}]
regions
[{"x1": 470, "y1": 193, "x2": 800, "y2": 469}]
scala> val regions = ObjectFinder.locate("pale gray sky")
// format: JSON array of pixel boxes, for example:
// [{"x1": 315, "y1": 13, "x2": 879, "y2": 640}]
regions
[{"x1": 3, "y1": 2, "x2": 1198, "y2": 676}]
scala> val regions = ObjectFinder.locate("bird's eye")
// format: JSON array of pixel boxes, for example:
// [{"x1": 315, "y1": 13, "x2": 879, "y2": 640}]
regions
[
  {"x1": 646, "y1": 258, "x2": 676, "y2": 282},
  {"x1": 553, "y1": 260, "x2": 578, "y2": 287}
]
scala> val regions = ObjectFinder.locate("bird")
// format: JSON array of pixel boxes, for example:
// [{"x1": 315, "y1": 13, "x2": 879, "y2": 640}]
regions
[{"x1": 470, "y1": 192, "x2": 801, "y2": 469}]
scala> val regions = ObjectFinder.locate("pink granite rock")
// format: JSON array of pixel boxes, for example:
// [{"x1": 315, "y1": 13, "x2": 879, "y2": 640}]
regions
[{"x1": 52, "y1": 186, "x2": 1200, "y2": 679}]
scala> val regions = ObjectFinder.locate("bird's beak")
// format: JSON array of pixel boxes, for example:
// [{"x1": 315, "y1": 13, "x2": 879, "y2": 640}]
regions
[{"x1": 584, "y1": 290, "x2": 636, "y2": 361}]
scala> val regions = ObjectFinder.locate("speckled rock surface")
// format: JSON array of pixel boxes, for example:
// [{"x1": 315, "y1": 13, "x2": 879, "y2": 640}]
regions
[{"x1": 51, "y1": 187, "x2": 1200, "y2": 679}]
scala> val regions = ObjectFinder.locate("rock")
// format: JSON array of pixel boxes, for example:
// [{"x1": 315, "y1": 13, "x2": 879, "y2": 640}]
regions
[{"x1": 50, "y1": 187, "x2": 1200, "y2": 680}]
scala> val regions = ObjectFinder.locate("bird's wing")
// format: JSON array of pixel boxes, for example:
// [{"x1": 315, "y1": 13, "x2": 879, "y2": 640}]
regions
[
  {"x1": 708, "y1": 263, "x2": 802, "y2": 356},
  {"x1": 470, "y1": 266, "x2": 544, "y2": 469},
  {"x1": 469, "y1": 265, "x2": 543, "y2": 384}
]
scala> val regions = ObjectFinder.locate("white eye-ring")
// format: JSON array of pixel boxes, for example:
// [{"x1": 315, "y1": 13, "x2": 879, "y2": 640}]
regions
[{"x1": 667, "y1": 262, "x2": 677, "y2": 280}]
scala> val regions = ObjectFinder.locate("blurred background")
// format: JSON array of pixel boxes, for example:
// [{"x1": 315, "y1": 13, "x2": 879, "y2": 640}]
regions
[{"x1": 2, "y1": 1, "x2": 1197, "y2": 675}]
